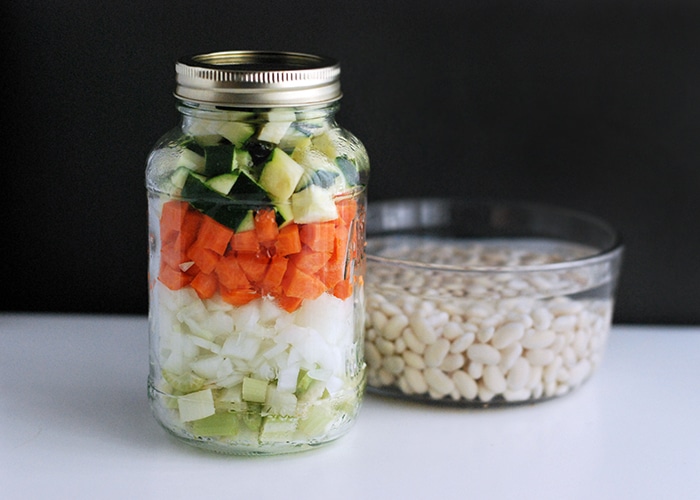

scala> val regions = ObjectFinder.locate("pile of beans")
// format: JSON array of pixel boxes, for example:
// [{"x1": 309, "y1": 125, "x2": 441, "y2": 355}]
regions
[{"x1": 364, "y1": 239, "x2": 613, "y2": 405}]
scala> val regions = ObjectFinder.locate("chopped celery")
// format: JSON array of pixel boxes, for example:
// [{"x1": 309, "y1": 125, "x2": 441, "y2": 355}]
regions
[
  {"x1": 242, "y1": 377, "x2": 269, "y2": 403},
  {"x1": 298, "y1": 404, "x2": 334, "y2": 437},
  {"x1": 265, "y1": 386, "x2": 298, "y2": 417},
  {"x1": 178, "y1": 389, "x2": 215, "y2": 422},
  {"x1": 260, "y1": 416, "x2": 298, "y2": 443},
  {"x1": 191, "y1": 412, "x2": 240, "y2": 437},
  {"x1": 162, "y1": 369, "x2": 205, "y2": 394}
]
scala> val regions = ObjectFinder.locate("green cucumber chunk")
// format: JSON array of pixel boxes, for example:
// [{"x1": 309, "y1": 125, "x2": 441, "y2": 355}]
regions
[
  {"x1": 181, "y1": 173, "x2": 266, "y2": 230},
  {"x1": 259, "y1": 148, "x2": 305, "y2": 201},
  {"x1": 203, "y1": 144, "x2": 235, "y2": 177},
  {"x1": 218, "y1": 121, "x2": 255, "y2": 147}
]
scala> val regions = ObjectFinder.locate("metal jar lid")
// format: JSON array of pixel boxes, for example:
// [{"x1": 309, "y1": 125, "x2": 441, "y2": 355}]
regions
[{"x1": 174, "y1": 51, "x2": 342, "y2": 107}]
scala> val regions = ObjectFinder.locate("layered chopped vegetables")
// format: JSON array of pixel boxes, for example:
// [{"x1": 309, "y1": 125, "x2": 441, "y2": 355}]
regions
[
  {"x1": 147, "y1": 111, "x2": 368, "y2": 450},
  {"x1": 157, "y1": 198, "x2": 359, "y2": 311}
]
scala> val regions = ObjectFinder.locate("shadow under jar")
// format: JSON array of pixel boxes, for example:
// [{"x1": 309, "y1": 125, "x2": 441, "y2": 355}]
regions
[{"x1": 364, "y1": 199, "x2": 623, "y2": 406}]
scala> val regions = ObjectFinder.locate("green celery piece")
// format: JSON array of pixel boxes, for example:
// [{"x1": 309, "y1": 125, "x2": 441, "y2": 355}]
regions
[
  {"x1": 242, "y1": 405, "x2": 263, "y2": 432},
  {"x1": 259, "y1": 416, "x2": 298, "y2": 443},
  {"x1": 297, "y1": 403, "x2": 334, "y2": 437},
  {"x1": 191, "y1": 412, "x2": 240, "y2": 437},
  {"x1": 242, "y1": 377, "x2": 269, "y2": 403}
]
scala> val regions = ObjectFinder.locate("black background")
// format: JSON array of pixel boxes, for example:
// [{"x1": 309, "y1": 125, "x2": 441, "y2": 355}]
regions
[{"x1": 5, "y1": 1, "x2": 700, "y2": 324}]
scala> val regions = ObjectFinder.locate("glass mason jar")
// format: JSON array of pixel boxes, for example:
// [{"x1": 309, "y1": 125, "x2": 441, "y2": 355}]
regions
[{"x1": 146, "y1": 51, "x2": 369, "y2": 455}]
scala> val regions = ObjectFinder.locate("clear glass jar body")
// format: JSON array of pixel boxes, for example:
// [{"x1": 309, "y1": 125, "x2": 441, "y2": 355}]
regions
[{"x1": 146, "y1": 101, "x2": 369, "y2": 454}]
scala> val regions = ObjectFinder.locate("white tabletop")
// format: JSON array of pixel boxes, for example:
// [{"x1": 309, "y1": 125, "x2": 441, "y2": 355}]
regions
[{"x1": 1, "y1": 313, "x2": 699, "y2": 500}]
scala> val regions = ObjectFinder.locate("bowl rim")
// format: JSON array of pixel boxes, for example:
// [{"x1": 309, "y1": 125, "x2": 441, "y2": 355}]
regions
[{"x1": 365, "y1": 198, "x2": 624, "y2": 274}]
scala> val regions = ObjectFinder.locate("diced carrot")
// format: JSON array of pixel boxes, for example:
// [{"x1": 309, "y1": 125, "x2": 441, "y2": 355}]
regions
[
  {"x1": 160, "y1": 201, "x2": 190, "y2": 246},
  {"x1": 259, "y1": 254, "x2": 288, "y2": 294},
  {"x1": 186, "y1": 245, "x2": 221, "y2": 275},
  {"x1": 190, "y1": 272, "x2": 218, "y2": 299},
  {"x1": 182, "y1": 261, "x2": 201, "y2": 276},
  {"x1": 290, "y1": 248, "x2": 332, "y2": 274},
  {"x1": 332, "y1": 279, "x2": 353, "y2": 300},
  {"x1": 215, "y1": 256, "x2": 252, "y2": 290},
  {"x1": 178, "y1": 209, "x2": 203, "y2": 251},
  {"x1": 317, "y1": 253, "x2": 344, "y2": 289},
  {"x1": 282, "y1": 264, "x2": 327, "y2": 300},
  {"x1": 275, "y1": 223, "x2": 302, "y2": 256},
  {"x1": 299, "y1": 221, "x2": 336, "y2": 253},
  {"x1": 194, "y1": 215, "x2": 234, "y2": 256},
  {"x1": 161, "y1": 202, "x2": 202, "y2": 249},
  {"x1": 158, "y1": 262, "x2": 193, "y2": 290},
  {"x1": 277, "y1": 294, "x2": 303, "y2": 313},
  {"x1": 336, "y1": 198, "x2": 357, "y2": 226},
  {"x1": 220, "y1": 286, "x2": 260, "y2": 306},
  {"x1": 254, "y1": 208, "x2": 279, "y2": 246},
  {"x1": 237, "y1": 252, "x2": 270, "y2": 284},
  {"x1": 160, "y1": 242, "x2": 187, "y2": 269},
  {"x1": 231, "y1": 230, "x2": 260, "y2": 253}
]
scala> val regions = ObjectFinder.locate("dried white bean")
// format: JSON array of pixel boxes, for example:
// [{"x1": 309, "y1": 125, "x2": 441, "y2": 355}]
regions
[
  {"x1": 498, "y1": 342, "x2": 523, "y2": 372},
  {"x1": 365, "y1": 342, "x2": 382, "y2": 368},
  {"x1": 506, "y1": 357, "x2": 531, "y2": 391},
  {"x1": 383, "y1": 314, "x2": 409, "y2": 340},
  {"x1": 467, "y1": 344, "x2": 501, "y2": 365},
  {"x1": 402, "y1": 328, "x2": 426, "y2": 354},
  {"x1": 424, "y1": 338, "x2": 451, "y2": 367},
  {"x1": 440, "y1": 353, "x2": 465, "y2": 372},
  {"x1": 424, "y1": 368, "x2": 455, "y2": 396},
  {"x1": 521, "y1": 330, "x2": 556, "y2": 349},
  {"x1": 410, "y1": 312, "x2": 438, "y2": 344},
  {"x1": 491, "y1": 322, "x2": 525, "y2": 349},
  {"x1": 364, "y1": 241, "x2": 613, "y2": 404},
  {"x1": 452, "y1": 371, "x2": 478, "y2": 400},
  {"x1": 482, "y1": 365, "x2": 507, "y2": 393},
  {"x1": 467, "y1": 361, "x2": 483, "y2": 379},
  {"x1": 404, "y1": 367, "x2": 428, "y2": 394},
  {"x1": 504, "y1": 388, "x2": 531, "y2": 402},
  {"x1": 375, "y1": 338, "x2": 395, "y2": 356},
  {"x1": 402, "y1": 350, "x2": 426, "y2": 369},
  {"x1": 450, "y1": 332, "x2": 476, "y2": 353},
  {"x1": 382, "y1": 355, "x2": 405, "y2": 375}
]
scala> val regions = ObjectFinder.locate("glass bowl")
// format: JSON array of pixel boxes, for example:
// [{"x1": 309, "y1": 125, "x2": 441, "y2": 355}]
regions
[{"x1": 363, "y1": 198, "x2": 624, "y2": 406}]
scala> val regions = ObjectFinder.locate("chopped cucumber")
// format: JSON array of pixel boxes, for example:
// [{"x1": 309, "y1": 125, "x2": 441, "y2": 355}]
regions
[
  {"x1": 335, "y1": 156, "x2": 360, "y2": 186},
  {"x1": 259, "y1": 148, "x2": 305, "y2": 201},
  {"x1": 291, "y1": 185, "x2": 339, "y2": 223},
  {"x1": 206, "y1": 172, "x2": 238, "y2": 195},
  {"x1": 292, "y1": 145, "x2": 345, "y2": 192},
  {"x1": 187, "y1": 119, "x2": 223, "y2": 145},
  {"x1": 274, "y1": 201, "x2": 294, "y2": 227},
  {"x1": 181, "y1": 173, "x2": 265, "y2": 230},
  {"x1": 258, "y1": 109, "x2": 296, "y2": 144},
  {"x1": 279, "y1": 126, "x2": 312, "y2": 152},
  {"x1": 169, "y1": 166, "x2": 200, "y2": 191},
  {"x1": 228, "y1": 168, "x2": 268, "y2": 200},
  {"x1": 203, "y1": 144, "x2": 235, "y2": 177},
  {"x1": 235, "y1": 148, "x2": 253, "y2": 171},
  {"x1": 177, "y1": 148, "x2": 206, "y2": 173},
  {"x1": 218, "y1": 121, "x2": 255, "y2": 147},
  {"x1": 237, "y1": 210, "x2": 255, "y2": 232}
]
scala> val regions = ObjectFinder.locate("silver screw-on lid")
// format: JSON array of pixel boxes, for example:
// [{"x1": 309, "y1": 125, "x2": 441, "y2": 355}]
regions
[{"x1": 174, "y1": 51, "x2": 342, "y2": 107}]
